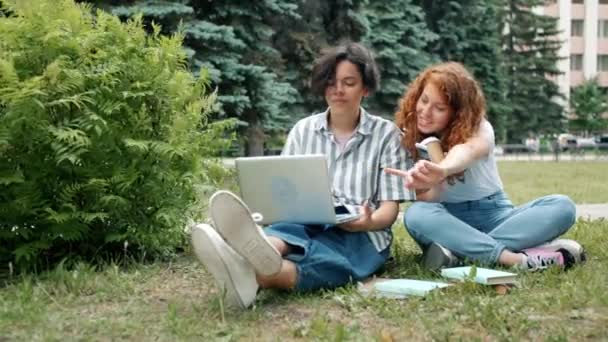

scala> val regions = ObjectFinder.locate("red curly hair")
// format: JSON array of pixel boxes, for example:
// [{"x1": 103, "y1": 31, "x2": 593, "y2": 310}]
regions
[{"x1": 395, "y1": 62, "x2": 486, "y2": 160}]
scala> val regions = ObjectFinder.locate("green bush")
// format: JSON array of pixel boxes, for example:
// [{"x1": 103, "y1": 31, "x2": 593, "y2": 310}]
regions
[{"x1": 0, "y1": 0, "x2": 233, "y2": 270}]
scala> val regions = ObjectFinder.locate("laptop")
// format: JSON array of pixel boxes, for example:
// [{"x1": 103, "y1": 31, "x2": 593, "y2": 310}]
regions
[{"x1": 235, "y1": 154, "x2": 361, "y2": 225}]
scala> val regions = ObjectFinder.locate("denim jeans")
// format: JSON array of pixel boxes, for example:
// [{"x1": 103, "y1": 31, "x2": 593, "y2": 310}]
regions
[
  {"x1": 265, "y1": 223, "x2": 390, "y2": 291},
  {"x1": 404, "y1": 191, "x2": 576, "y2": 264}
]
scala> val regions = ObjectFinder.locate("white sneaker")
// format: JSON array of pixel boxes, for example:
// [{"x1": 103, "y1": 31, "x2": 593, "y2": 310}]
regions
[
  {"x1": 422, "y1": 242, "x2": 460, "y2": 270},
  {"x1": 209, "y1": 190, "x2": 282, "y2": 276},
  {"x1": 531, "y1": 238, "x2": 586, "y2": 269},
  {"x1": 191, "y1": 223, "x2": 258, "y2": 309}
]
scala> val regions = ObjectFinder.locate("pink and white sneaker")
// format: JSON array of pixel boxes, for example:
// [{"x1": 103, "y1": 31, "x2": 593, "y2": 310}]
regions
[
  {"x1": 533, "y1": 239, "x2": 586, "y2": 268},
  {"x1": 522, "y1": 239, "x2": 586, "y2": 270},
  {"x1": 520, "y1": 249, "x2": 565, "y2": 271}
]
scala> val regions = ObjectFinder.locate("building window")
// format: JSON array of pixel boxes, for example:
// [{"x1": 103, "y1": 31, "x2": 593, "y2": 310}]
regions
[
  {"x1": 601, "y1": 0, "x2": 608, "y2": 5},
  {"x1": 600, "y1": 20, "x2": 608, "y2": 38},
  {"x1": 571, "y1": 54, "x2": 583, "y2": 71},
  {"x1": 598, "y1": 55, "x2": 608, "y2": 71},
  {"x1": 572, "y1": 0, "x2": 584, "y2": 4},
  {"x1": 571, "y1": 20, "x2": 584, "y2": 37}
]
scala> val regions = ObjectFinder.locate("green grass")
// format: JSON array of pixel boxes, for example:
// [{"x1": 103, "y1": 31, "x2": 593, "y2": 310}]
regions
[
  {"x1": 2, "y1": 161, "x2": 607, "y2": 341},
  {"x1": 498, "y1": 161, "x2": 608, "y2": 204}
]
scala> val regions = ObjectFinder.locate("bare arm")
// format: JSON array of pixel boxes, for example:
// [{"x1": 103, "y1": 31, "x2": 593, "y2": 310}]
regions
[
  {"x1": 439, "y1": 134, "x2": 490, "y2": 176},
  {"x1": 338, "y1": 200, "x2": 399, "y2": 232},
  {"x1": 386, "y1": 129, "x2": 491, "y2": 191}
]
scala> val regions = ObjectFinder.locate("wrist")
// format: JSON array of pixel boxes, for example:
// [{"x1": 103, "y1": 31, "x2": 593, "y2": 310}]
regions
[{"x1": 442, "y1": 166, "x2": 450, "y2": 178}]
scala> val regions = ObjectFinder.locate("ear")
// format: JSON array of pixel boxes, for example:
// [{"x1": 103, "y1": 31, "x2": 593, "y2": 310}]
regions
[{"x1": 362, "y1": 87, "x2": 369, "y2": 97}]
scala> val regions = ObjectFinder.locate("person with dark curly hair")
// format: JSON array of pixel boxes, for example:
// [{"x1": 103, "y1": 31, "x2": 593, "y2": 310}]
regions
[
  {"x1": 386, "y1": 62, "x2": 585, "y2": 272},
  {"x1": 191, "y1": 42, "x2": 412, "y2": 309}
]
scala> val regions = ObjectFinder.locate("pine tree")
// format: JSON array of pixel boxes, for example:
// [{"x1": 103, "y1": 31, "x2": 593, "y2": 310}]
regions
[
  {"x1": 416, "y1": 0, "x2": 510, "y2": 142},
  {"x1": 87, "y1": 0, "x2": 300, "y2": 156},
  {"x1": 192, "y1": 2, "x2": 302, "y2": 156},
  {"x1": 500, "y1": 0, "x2": 564, "y2": 142},
  {"x1": 362, "y1": 0, "x2": 436, "y2": 117},
  {"x1": 323, "y1": 0, "x2": 369, "y2": 42},
  {"x1": 271, "y1": 0, "x2": 369, "y2": 120}
]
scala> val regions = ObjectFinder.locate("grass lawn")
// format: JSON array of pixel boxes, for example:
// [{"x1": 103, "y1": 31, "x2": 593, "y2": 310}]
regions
[
  {"x1": 1, "y1": 161, "x2": 607, "y2": 341},
  {"x1": 498, "y1": 161, "x2": 608, "y2": 204}
]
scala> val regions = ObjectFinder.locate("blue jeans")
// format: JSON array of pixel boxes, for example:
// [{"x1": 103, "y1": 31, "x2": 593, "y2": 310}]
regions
[
  {"x1": 264, "y1": 223, "x2": 390, "y2": 291},
  {"x1": 404, "y1": 191, "x2": 576, "y2": 264}
]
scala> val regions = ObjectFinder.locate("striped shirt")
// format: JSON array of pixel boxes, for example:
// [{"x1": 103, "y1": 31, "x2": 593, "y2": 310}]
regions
[{"x1": 282, "y1": 108, "x2": 414, "y2": 251}]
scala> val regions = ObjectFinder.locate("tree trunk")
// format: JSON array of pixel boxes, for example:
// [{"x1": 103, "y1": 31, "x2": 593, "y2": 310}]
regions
[{"x1": 245, "y1": 111, "x2": 265, "y2": 157}]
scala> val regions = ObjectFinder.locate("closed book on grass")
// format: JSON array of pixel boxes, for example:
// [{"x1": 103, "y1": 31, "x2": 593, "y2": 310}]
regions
[
  {"x1": 373, "y1": 279, "x2": 450, "y2": 298},
  {"x1": 441, "y1": 266, "x2": 517, "y2": 285}
]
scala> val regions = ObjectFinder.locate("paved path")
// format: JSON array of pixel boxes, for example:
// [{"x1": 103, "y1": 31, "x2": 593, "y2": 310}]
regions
[{"x1": 576, "y1": 204, "x2": 607, "y2": 220}]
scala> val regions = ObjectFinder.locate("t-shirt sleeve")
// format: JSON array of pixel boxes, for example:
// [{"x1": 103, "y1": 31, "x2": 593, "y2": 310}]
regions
[
  {"x1": 478, "y1": 119, "x2": 496, "y2": 157},
  {"x1": 377, "y1": 126, "x2": 415, "y2": 202},
  {"x1": 479, "y1": 120, "x2": 495, "y2": 146}
]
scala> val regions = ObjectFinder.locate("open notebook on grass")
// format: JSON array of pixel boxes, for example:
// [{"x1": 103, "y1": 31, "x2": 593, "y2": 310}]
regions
[
  {"x1": 374, "y1": 279, "x2": 450, "y2": 298},
  {"x1": 441, "y1": 266, "x2": 517, "y2": 285},
  {"x1": 358, "y1": 278, "x2": 450, "y2": 298}
]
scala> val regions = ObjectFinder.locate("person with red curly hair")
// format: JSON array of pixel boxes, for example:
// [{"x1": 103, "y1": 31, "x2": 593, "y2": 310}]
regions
[{"x1": 386, "y1": 62, "x2": 585, "y2": 271}]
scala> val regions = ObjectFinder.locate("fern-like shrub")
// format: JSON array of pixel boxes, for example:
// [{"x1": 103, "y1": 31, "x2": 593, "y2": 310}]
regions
[{"x1": 0, "y1": 0, "x2": 232, "y2": 270}]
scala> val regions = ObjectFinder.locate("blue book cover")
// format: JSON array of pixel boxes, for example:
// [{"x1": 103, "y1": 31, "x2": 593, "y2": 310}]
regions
[
  {"x1": 440, "y1": 266, "x2": 517, "y2": 285},
  {"x1": 373, "y1": 279, "x2": 450, "y2": 298}
]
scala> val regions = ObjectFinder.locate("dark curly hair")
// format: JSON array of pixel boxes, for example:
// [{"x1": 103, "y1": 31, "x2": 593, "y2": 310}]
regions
[{"x1": 310, "y1": 42, "x2": 380, "y2": 96}]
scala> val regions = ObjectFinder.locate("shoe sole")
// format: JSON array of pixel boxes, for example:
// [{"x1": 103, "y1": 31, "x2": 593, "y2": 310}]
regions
[
  {"x1": 210, "y1": 191, "x2": 282, "y2": 276},
  {"x1": 191, "y1": 224, "x2": 247, "y2": 309},
  {"x1": 423, "y1": 243, "x2": 452, "y2": 270}
]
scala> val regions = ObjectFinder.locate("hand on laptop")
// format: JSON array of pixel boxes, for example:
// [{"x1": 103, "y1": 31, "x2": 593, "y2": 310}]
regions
[{"x1": 337, "y1": 200, "x2": 373, "y2": 232}]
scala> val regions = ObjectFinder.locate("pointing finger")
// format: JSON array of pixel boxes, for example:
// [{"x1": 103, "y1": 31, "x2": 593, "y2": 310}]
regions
[{"x1": 384, "y1": 167, "x2": 408, "y2": 178}]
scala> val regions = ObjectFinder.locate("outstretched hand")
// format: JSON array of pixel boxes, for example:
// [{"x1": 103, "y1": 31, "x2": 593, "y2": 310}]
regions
[
  {"x1": 385, "y1": 160, "x2": 447, "y2": 190},
  {"x1": 337, "y1": 200, "x2": 373, "y2": 232}
]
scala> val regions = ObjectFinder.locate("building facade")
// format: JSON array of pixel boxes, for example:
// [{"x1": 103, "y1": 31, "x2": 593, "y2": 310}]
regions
[{"x1": 542, "y1": 0, "x2": 608, "y2": 103}]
